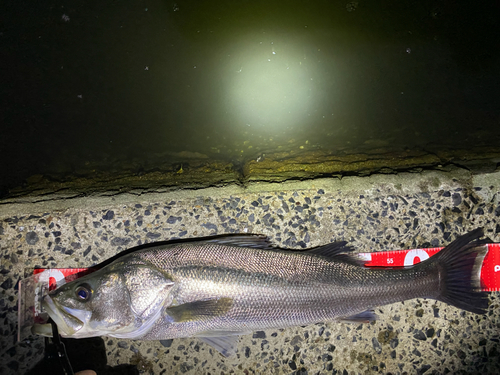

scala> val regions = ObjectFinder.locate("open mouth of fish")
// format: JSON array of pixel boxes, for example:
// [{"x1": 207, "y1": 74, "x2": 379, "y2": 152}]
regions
[{"x1": 32, "y1": 295, "x2": 91, "y2": 337}]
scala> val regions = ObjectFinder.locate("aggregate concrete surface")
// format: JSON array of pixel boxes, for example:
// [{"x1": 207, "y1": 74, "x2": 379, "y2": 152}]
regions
[{"x1": 1, "y1": 167, "x2": 499, "y2": 374}]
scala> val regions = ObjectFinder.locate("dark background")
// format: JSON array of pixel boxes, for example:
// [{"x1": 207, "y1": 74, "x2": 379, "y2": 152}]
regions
[{"x1": 1, "y1": 0, "x2": 499, "y2": 193}]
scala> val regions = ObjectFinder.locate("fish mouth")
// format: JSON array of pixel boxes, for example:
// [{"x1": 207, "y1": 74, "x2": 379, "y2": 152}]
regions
[{"x1": 32, "y1": 295, "x2": 91, "y2": 337}]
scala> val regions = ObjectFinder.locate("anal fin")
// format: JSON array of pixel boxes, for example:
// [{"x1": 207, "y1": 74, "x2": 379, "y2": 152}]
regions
[
  {"x1": 197, "y1": 330, "x2": 251, "y2": 357},
  {"x1": 338, "y1": 310, "x2": 377, "y2": 324},
  {"x1": 198, "y1": 335, "x2": 240, "y2": 357}
]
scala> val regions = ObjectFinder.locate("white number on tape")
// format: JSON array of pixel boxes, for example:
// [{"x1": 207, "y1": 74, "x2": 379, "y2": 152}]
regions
[
  {"x1": 36, "y1": 269, "x2": 67, "y2": 288},
  {"x1": 404, "y1": 249, "x2": 430, "y2": 266}
]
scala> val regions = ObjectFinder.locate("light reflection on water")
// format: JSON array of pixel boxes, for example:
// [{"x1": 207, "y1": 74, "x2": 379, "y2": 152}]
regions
[{"x1": 1, "y1": 0, "x2": 499, "y2": 193}]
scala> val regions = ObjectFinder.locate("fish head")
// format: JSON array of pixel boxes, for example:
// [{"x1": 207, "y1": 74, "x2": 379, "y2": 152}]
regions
[{"x1": 36, "y1": 260, "x2": 174, "y2": 339}]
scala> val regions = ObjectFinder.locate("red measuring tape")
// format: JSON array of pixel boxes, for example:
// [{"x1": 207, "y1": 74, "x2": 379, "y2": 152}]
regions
[
  {"x1": 33, "y1": 244, "x2": 500, "y2": 292},
  {"x1": 361, "y1": 243, "x2": 500, "y2": 292}
]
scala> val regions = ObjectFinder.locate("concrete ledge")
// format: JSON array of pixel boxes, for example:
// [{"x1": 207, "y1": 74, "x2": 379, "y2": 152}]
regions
[
  {"x1": 1, "y1": 168, "x2": 499, "y2": 374},
  {"x1": 2, "y1": 167, "x2": 495, "y2": 219}
]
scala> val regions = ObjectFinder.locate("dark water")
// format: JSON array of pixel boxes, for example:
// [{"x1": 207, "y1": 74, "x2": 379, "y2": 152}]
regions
[{"x1": 2, "y1": 0, "x2": 499, "y2": 194}]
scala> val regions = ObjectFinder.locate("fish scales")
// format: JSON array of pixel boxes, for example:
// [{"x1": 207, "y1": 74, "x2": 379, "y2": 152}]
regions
[
  {"x1": 138, "y1": 242, "x2": 438, "y2": 338},
  {"x1": 33, "y1": 229, "x2": 490, "y2": 356}
]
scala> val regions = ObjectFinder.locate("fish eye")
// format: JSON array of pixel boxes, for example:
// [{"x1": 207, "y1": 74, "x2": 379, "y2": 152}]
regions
[{"x1": 75, "y1": 283, "x2": 92, "y2": 302}]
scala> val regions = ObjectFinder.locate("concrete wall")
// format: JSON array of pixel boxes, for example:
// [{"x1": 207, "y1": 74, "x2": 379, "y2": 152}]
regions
[{"x1": 1, "y1": 168, "x2": 499, "y2": 374}]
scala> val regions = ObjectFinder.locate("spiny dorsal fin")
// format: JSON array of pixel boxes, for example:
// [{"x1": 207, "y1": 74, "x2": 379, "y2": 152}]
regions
[{"x1": 203, "y1": 235, "x2": 275, "y2": 249}]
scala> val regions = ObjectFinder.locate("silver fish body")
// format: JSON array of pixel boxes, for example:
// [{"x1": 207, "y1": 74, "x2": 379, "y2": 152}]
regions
[{"x1": 35, "y1": 229, "x2": 489, "y2": 356}]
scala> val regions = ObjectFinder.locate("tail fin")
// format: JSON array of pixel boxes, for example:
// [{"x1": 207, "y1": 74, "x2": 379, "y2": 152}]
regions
[{"x1": 431, "y1": 228, "x2": 489, "y2": 314}]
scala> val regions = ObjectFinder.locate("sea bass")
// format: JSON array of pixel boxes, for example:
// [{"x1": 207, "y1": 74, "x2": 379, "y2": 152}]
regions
[{"x1": 34, "y1": 228, "x2": 489, "y2": 356}]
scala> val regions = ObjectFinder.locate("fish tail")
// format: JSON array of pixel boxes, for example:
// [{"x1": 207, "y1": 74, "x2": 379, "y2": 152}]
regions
[{"x1": 430, "y1": 228, "x2": 489, "y2": 314}]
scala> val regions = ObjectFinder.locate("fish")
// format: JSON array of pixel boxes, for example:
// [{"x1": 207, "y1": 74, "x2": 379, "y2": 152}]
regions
[{"x1": 32, "y1": 228, "x2": 490, "y2": 357}]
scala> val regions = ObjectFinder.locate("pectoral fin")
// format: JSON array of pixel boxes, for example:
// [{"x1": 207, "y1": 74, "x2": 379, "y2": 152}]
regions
[{"x1": 165, "y1": 297, "x2": 233, "y2": 323}]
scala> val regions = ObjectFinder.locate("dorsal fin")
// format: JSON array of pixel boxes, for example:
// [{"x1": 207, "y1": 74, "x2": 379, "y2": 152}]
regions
[
  {"x1": 203, "y1": 235, "x2": 275, "y2": 249},
  {"x1": 203, "y1": 236, "x2": 365, "y2": 266},
  {"x1": 306, "y1": 241, "x2": 365, "y2": 266},
  {"x1": 306, "y1": 241, "x2": 353, "y2": 257}
]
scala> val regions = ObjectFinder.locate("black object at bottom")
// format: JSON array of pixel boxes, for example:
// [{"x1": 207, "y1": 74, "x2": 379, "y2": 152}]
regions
[{"x1": 27, "y1": 325, "x2": 138, "y2": 375}]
